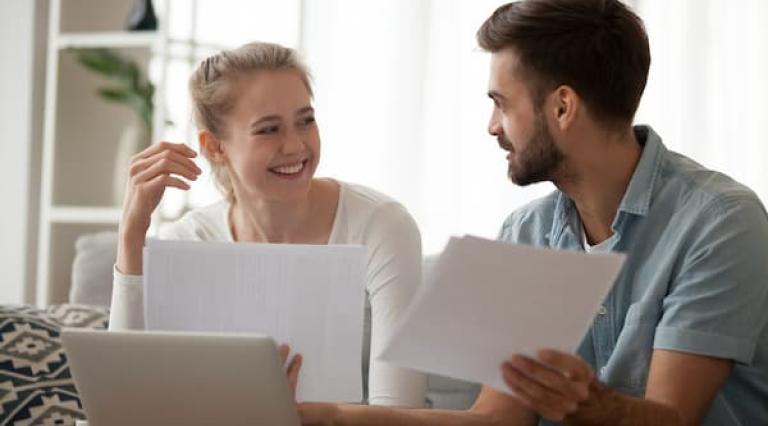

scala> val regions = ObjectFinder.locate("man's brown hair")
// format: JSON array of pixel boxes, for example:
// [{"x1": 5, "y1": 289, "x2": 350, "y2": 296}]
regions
[{"x1": 477, "y1": 0, "x2": 651, "y2": 127}]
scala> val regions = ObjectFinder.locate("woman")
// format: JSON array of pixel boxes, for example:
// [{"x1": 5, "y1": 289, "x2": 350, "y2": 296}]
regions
[{"x1": 109, "y1": 42, "x2": 426, "y2": 407}]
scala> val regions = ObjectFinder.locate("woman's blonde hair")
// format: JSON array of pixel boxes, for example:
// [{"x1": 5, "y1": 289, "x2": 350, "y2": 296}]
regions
[{"x1": 189, "y1": 41, "x2": 313, "y2": 202}]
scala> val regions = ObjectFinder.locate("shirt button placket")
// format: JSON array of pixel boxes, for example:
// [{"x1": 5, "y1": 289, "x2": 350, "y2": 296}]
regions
[{"x1": 595, "y1": 304, "x2": 612, "y2": 367}]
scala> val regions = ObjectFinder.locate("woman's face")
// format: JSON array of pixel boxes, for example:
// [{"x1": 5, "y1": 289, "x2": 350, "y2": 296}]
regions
[{"x1": 221, "y1": 70, "x2": 320, "y2": 202}]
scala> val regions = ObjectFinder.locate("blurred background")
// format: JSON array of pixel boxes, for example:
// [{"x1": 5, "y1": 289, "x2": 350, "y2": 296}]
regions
[{"x1": 2, "y1": 0, "x2": 767, "y2": 306}]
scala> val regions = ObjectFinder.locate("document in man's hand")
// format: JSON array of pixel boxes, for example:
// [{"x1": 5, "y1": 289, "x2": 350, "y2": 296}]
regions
[
  {"x1": 143, "y1": 239, "x2": 366, "y2": 403},
  {"x1": 380, "y1": 235, "x2": 625, "y2": 394}
]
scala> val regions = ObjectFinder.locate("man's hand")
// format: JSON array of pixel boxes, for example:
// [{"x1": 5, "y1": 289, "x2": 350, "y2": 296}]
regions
[
  {"x1": 501, "y1": 349, "x2": 594, "y2": 422},
  {"x1": 278, "y1": 344, "x2": 303, "y2": 399}
]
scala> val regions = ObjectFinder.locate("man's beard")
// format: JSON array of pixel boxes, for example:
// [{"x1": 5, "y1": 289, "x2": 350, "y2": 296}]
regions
[{"x1": 498, "y1": 111, "x2": 564, "y2": 186}]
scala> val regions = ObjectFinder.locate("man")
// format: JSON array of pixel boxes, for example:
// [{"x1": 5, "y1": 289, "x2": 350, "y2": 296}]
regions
[{"x1": 300, "y1": 0, "x2": 768, "y2": 424}]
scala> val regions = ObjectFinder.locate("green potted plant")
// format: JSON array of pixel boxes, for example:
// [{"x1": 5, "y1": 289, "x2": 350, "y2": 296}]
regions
[
  {"x1": 75, "y1": 48, "x2": 154, "y2": 133},
  {"x1": 75, "y1": 48, "x2": 155, "y2": 205}
]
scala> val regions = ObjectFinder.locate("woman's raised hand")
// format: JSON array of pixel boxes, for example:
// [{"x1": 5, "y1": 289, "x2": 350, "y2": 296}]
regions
[{"x1": 117, "y1": 142, "x2": 201, "y2": 274}]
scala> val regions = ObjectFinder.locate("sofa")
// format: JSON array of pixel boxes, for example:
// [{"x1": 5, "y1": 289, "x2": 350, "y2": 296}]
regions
[{"x1": 0, "y1": 304, "x2": 109, "y2": 425}]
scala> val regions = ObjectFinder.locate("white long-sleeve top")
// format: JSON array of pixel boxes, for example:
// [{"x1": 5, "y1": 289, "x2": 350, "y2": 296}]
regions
[{"x1": 109, "y1": 182, "x2": 426, "y2": 407}]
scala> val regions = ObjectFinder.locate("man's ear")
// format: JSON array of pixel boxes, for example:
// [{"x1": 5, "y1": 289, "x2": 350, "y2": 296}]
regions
[
  {"x1": 199, "y1": 130, "x2": 226, "y2": 163},
  {"x1": 551, "y1": 85, "x2": 579, "y2": 131}
]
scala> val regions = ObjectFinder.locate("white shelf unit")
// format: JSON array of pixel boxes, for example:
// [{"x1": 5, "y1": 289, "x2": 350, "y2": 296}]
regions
[
  {"x1": 49, "y1": 207, "x2": 124, "y2": 224},
  {"x1": 36, "y1": 0, "x2": 169, "y2": 306},
  {"x1": 58, "y1": 32, "x2": 160, "y2": 49}
]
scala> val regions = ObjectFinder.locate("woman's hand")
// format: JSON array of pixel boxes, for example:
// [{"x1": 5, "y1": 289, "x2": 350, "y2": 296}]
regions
[
  {"x1": 278, "y1": 343, "x2": 303, "y2": 399},
  {"x1": 117, "y1": 142, "x2": 201, "y2": 274},
  {"x1": 279, "y1": 345, "x2": 345, "y2": 426}
]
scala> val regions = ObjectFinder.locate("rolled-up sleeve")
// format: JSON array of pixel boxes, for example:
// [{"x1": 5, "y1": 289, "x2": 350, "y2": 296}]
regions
[{"x1": 654, "y1": 195, "x2": 768, "y2": 365}]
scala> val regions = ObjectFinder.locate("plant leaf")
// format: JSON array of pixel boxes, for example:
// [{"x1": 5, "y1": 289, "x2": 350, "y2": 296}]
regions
[
  {"x1": 76, "y1": 49, "x2": 123, "y2": 76},
  {"x1": 97, "y1": 87, "x2": 132, "y2": 103},
  {"x1": 76, "y1": 47, "x2": 154, "y2": 133}
]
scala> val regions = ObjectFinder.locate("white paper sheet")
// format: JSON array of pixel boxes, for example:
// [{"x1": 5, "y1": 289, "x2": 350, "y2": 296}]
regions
[
  {"x1": 143, "y1": 239, "x2": 366, "y2": 403},
  {"x1": 380, "y1": 235, "x2": 625, "y2": 394}
]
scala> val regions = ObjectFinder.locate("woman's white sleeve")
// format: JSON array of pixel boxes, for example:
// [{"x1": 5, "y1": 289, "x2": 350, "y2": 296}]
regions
[
  {"x1": 108, "y1": 223, "x2": 187, "y2": 331},
  {"x1": 108, "y1": 267, "x2": 145, "y2": 330},
  {"x1": 365, "y1": 203, "x2": 427, "y2": 407}
]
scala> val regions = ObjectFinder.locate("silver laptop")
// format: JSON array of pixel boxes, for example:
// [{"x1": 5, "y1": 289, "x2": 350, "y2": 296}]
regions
[{"x1": 61, "y1": 329, "x2": 301, "y2": 426}]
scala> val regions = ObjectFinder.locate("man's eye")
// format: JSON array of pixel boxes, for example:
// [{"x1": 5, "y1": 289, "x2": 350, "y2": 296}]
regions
[{"x1": 300, "y1": 116, "x2": 316, "y2": 126}]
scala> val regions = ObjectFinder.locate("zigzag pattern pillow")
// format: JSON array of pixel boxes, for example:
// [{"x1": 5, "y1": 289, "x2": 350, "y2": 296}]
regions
[{"x1": 0, "y1": 304, "x2": 108, "y2": 426}]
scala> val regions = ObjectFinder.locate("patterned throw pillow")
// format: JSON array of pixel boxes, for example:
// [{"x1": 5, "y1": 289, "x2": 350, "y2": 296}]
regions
[{"x1": 0, "y1": 304, "x2": 109, "y2": 426}]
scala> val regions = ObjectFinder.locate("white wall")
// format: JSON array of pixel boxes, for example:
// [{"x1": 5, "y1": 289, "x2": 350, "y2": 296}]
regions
[
  {"x1": 0, "y1": 0, "x2": 45, "y2": 304},
  {"x1": 301, "y1": 0, "x2": 554, "y2": 254}
]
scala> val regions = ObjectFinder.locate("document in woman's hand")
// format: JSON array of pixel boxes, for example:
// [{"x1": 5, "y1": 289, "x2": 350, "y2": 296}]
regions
[{"x1": 143, "y1": 239, "x2": 367, "y2": 403}]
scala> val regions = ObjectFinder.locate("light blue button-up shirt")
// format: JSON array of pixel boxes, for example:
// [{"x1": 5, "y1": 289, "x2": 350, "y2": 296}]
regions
[{"x1": 498, "y1": 126, "x2": 768, "y2": 425}]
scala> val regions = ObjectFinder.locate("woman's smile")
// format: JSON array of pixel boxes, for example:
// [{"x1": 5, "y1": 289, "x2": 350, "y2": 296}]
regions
[{"x1": 268, "y1": 159, "x2": 309, "y2": 179}]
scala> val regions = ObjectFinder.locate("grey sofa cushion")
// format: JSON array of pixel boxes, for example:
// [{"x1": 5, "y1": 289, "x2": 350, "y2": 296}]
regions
[{"x1": 69, "y1": 231, "x2": 118, "y2": 306}]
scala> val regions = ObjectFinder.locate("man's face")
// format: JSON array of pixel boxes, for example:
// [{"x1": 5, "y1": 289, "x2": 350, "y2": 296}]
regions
[{"x1": 487, "y1": 49, "x2": 563, "y2": 186}]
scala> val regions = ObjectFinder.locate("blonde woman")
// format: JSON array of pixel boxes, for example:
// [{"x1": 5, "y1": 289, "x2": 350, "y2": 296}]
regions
[{"x1": 109, "y1": 42, "x2": 426, "y2": 408}]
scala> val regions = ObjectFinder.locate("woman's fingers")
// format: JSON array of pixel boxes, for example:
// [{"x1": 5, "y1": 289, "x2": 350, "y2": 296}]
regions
[
  {"x1": 118, "y1": 143, "x2": 196, "y2": 268},
  {"x1": 278, "y1": 344, "x2": 290, "y2": 364},
  {"x1": 287, "y1": 353, "x2": 303, "y2": 391},
  {"x1": 123, "y1": 146, "x2": 199, "y2": 220},
  {"x1": 145, "y1": 174, "x2": 191, "y2": 192},
  {"x1": 130, "y1": 149, "x2": 201, "y2": 182},
  {"x1": 133, "y1": 156, "x2": 200, "y2": 185},
  {"x1": 277, "y1": 343, "x2": 302, "y2": 398},
  {"x1": 131, "y1": 141, "x2": 196, "y2": 163}
]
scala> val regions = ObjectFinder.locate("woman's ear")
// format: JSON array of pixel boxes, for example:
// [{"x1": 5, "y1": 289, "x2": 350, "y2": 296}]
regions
[
  {"x1": 551, "y1": 85, "x2": 579, "y2": 131},
  {"x1": 199, "y1": 130, "x2": 226, "y2": 163}
]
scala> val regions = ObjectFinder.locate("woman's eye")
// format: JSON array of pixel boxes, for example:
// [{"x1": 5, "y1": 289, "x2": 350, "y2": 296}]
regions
[
  {"x1": 255, "y1": 125, "x2": 279, "y2": 135},
  {"x1": 299, "y1": 116, "x2": 316, "y2": 127}
]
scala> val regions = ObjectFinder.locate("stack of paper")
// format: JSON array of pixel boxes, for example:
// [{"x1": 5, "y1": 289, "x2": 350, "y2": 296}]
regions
[
  {"x1": 143, "y1": 239, "x2": 367, "y2": 403},
  {"x1": 380, "y1": 236, "x2": 625, "y2": 394}
]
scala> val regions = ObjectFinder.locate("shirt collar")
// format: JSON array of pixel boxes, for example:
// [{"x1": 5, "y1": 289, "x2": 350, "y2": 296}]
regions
[
  {"x1": 549, "y1": 125, "x2": 667, "y2": 244},
  {"x1": 616, "y1": 125, "x2": 666, "y2": 217}
]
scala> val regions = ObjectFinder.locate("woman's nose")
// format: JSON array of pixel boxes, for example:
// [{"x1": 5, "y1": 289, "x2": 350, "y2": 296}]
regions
[{"x1": 281, "y1": 129, "x2": 304, "y2": 154}]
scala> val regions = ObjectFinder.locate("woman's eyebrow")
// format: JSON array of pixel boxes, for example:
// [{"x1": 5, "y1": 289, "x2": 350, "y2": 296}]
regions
[
  {"x1": 250, "y1": 115, "x2": 281, "y2": 129},
  {"x1": 295, "y1": 106, "x2": 314, "y2": 115}
]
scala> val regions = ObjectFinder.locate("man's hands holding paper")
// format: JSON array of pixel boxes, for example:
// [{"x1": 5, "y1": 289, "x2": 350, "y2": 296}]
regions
[{"x1": 501, "y1": 349, "x2": 596, "y2": 423}]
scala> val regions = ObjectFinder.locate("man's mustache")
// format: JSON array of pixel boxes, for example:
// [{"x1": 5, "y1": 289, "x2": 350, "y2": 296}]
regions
[{"x1": 497, "y1": 136, "x2": 514, "y2": 152}]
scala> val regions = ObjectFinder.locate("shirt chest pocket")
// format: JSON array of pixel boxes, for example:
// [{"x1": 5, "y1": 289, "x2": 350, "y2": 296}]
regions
[{"x1": 604, "y1": 300, "x2": 662, "y2": 395}]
